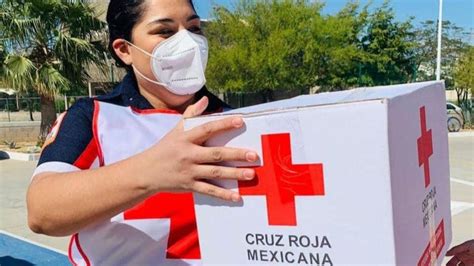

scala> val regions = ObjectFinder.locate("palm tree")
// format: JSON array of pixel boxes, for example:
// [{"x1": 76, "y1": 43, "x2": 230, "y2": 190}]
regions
[{"x1": 0, "y1": 0, "x2": 107, "y2": 142}]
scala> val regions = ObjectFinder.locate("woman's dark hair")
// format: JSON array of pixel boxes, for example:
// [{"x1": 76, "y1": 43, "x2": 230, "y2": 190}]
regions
[{"x1": 106, "y1": 0, "x2": 195, "y2": 69}]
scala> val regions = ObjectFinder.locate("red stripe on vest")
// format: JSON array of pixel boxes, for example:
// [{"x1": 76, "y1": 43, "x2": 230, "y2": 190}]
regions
[
  {"x1": 73, "y1": 140, "x2": 98, "y2": 170},
  {"x1": 75, "y1": 233, "x2": 91, "y2": 266},
  {"x1": 130, "y1": 106, "x2": 181, "y2": 115},
  {"x1": 93, "y1": 100, "x2": 104, "y2": 167},
  {"x1": 68, "y1": 235, "x2": 78, "y2": 266}
]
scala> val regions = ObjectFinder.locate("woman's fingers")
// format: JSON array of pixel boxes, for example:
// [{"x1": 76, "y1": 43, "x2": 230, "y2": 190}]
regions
[
  {"x1": 192, "y1": 146, "x2": 258, "y2": 180},
  {"x1": 457, "y1": 254, "x2": 474, "y2": 265},
  {"x1": 192, "y1": 181, "x2": 241, "y2": 202},
  {"x1": 183, "y1": 96, "x2": 209, "y2": 119},
  {"x1": 186, "y1": 116, "x2": 244, "y2": 144},
  {"x1": 169, "y1": 97, "x2": 209, "y2": 135},
  {"x1": 194, "y1": 165, "x2": 255, "y2": 181},
  {"x1": 195, "y1": 147, "x2": 258, "y2": 164},
  {"x1": 179, "y1": 96, "x2": 244, "y2": 144},
  {"x1": 446, "y1": 256, "x2": 461, "y2": 266},
  {"x1": 447, "y1": 240, "x2": 474, "y2": 256}
]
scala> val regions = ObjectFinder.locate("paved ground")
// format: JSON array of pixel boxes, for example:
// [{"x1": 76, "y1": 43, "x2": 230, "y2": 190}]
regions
[
  {"x1": 0, "y1": 132, "x2": 472, "y2": 263},
  {"x1": 446, "y1": 131, "x2": 474, "y2": 250},
  {"x1": 0, "y1": 160, "x2": 70, "y2": 252}
]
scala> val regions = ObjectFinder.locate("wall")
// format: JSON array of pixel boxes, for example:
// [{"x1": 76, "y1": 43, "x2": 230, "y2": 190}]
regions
[{"x1": 0, "y1": 122, "x2": 40, "y2": 143}]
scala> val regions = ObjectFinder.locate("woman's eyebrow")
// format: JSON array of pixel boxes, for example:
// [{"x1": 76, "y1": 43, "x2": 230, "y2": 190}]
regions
[
  {"x1": 187, "y1": 14, "x2": 200, "y2": 21},
  {"x1": 148, "y1": 18, "x2": 175, "y2": 25},
  {"x1": 147, "y1": 14, "x2": 200, "y2": 26}
]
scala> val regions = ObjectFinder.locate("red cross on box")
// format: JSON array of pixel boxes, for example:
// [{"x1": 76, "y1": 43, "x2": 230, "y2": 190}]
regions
[
  {"x1": 238, "y1": 133, "x2": 325, "y2": 226},
  {"x1": 124, "y1": 193, "x2": 200, "y2": 259},
  {"x1": 417, "y1": 106, "x2": 433, "y2": 188}
]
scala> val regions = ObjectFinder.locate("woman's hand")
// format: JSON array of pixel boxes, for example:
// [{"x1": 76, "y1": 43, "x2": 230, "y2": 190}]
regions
[
  {"x1": 446, "y1": 239, "x2": 474, "y2": 266},
  {"x1": 140, "y1": 96, "x2": 258, "y2": 202}
]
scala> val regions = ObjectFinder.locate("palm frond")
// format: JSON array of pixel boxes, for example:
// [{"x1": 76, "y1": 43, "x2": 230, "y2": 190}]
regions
[
  {"x1": 1, "y1": 0, "x2": 108, "y2": 97},
  {"x1": 0, "y1": 3, "x2": 41, "y2": 46},
  {"x1": 3, "y1": 54, "x2": 36, "y2": 92},
  {"x1": 54, "y1": 31, "x2": 93, "y2": 61},
  {"x1": 36, "y1": 64, "x2": 70, "y2": 96}
]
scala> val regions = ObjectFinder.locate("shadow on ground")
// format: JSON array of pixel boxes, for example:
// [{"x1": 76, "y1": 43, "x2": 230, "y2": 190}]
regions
[{"x1": 0, "y1": 256, "x2": 34, "y2": 266}]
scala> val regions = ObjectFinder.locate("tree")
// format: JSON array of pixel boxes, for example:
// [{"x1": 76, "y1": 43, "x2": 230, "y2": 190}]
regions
[
  {"x1": 453, "y1": 46, "x2": 474, "y2": 106},
  {"x1": 206, "y1": 0, "x2": 324, "y2": 101},
  {"x1": 307, "y1": 1, "x2": 369, "y2": 91},
  {"x1": 0, "y1": 0, "x2": 107, "y2": 141},
  {"x1": 304, "y1": 0, "x2": 418, "y2": 90},
  {"x1": 358, "y1": 0, "x2": 417, "y2": 86},
  {"x1": 413, "y1": 20, "x2": 470, "y2": 85}
]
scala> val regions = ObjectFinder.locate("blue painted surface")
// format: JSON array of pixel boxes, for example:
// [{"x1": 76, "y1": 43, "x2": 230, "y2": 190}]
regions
[{"x1": 0, "y1": 233, "x2": 69, "y2": 266}]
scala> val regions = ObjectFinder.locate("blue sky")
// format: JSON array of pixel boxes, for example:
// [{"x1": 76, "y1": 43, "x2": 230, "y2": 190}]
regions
[{"x1": 194, "y1": 0, "x2": 474, "y2": 31}]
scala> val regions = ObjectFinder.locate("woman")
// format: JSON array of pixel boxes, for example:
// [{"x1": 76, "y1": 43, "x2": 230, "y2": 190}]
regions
[{"x1": 26, "y1": 0, "x2": 258, "y2": 265}]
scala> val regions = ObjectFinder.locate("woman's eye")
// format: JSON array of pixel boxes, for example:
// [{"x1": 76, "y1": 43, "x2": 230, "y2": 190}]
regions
[
  {"x1": 157, "y1": 29, "x2": 174, "y2": 37},
  {"x1": 189, "y1": 26, "x2": 202, "y2": 34}
]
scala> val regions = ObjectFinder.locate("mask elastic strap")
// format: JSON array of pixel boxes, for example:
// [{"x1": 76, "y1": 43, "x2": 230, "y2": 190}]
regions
[
  {"x1": 131, "y1": 65, "x2": 167, "y2": 87},
  {"x1": 124, "y1": 41, "x2": 167, "y2": 86},
  {"x1": 132, "y1": 65, "x2": 195, "y2": 95},
  {"x1": 125, "y1": 40, "x2": 155, "y2": 58}
]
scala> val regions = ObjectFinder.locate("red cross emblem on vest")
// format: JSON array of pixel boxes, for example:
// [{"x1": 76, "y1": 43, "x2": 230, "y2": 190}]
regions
[
  {"x1": 124, "y1": 193, "x2": 200, "y2": 259},
  {"x1": 417, "y1": 106, "x2": 433, "y2": 188},
  {"x1": 238, "y1": 133, "x2": 325, "y2": 226}
]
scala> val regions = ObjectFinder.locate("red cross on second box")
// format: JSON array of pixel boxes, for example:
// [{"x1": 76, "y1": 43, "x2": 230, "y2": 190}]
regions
[{"x1": 185, "y1": 81, "x2": 452, "y2": 265}]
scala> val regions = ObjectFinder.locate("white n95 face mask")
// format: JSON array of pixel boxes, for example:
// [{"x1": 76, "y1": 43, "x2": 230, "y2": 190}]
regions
[{"x1": 127, "y1": 30, "x2": 209, "y2": 95}]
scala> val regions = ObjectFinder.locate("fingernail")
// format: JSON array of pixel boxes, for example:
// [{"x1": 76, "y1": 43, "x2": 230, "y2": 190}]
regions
[
  {"x1": 243, "y1": 169, "x2": 254, "y2": 179},
  {"x1": 246, "y1": 152, "x2": 258, "y2": 162},
  {"x1": 231, "y1": 193, "x2": 241, "y2": 202},
  {"x1": 232, "y1": 117, "x2": 243, "y2": 127},
  {"x1": 198, "y1": 96, "x2": 208, "y2": 105},
  {"x1": 198, "y1": 98, "x2": 208, "y2": 111}
]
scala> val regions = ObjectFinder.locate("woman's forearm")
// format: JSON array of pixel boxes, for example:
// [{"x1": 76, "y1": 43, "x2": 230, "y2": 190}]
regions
[
  {"x1": 26, "y1": 112, "x2": 258, "y2": 237},
  {"x1": 26, "y1": 150, "x2": 156, "y2": 237}
]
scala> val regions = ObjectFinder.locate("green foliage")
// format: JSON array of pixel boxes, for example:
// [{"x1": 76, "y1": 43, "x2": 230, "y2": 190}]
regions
[
  {"x1": 207, "y1": 0, "x2": 324, "y2": 95},
  {"x1": 205, "y1": 0, "x2": 421, "y2": 94},
  {"x1": 453, "y1": 46, "x2": 474, "y2": 105},
  {"x1": 3, "y1": 55, "x2": 36, "y2": 91},
  {"x1": 0, "y1": 0, "x2": 108, "y2": 97},
  {"x1": 308, "y1": 2, "x2": 370, "y2": 90},
  {"x1": 359, "y1": 1, "x2": 417, "y2": 86},
  {"x1": 0, "y1": 0, "x2": 108, "y2": 140}
]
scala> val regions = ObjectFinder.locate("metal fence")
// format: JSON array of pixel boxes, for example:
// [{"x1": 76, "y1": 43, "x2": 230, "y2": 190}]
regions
[{"x1": 0, "y1": 96, "x2": 88, "y2": 122}]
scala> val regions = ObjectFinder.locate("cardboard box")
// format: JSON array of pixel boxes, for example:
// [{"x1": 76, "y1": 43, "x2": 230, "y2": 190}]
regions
[{"x1": 185, "y1": 81, "x2": 452, "y2": 265}]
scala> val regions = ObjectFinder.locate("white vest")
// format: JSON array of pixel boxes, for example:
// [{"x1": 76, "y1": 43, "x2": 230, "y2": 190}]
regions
[{"x1": 69, "y1": 101, "x2": 202, "y2": 266}]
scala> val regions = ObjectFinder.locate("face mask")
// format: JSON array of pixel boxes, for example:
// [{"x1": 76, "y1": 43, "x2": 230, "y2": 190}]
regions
[{"x1": 127, "y1": 30, "x2": 209, "y2": 95}]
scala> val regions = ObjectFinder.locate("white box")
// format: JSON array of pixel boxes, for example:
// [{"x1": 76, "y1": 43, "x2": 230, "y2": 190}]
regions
[{"x1": 185, "y1": 81, "x2": 452, "y2": 265}]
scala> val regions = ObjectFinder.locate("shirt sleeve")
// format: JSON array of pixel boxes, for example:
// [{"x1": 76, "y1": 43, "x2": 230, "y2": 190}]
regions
[{"x1": 33, "y1": 98, "x2": 99, "y2": 177}]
